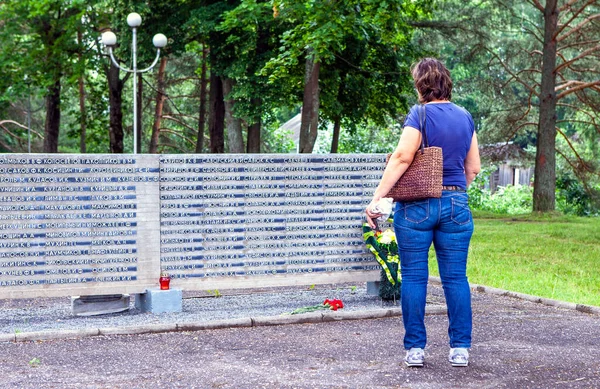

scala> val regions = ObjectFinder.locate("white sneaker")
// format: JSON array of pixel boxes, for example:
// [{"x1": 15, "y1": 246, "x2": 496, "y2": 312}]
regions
[
  {"x1": 404, "y1": 348, "x2": 424, "y2": 367},
  {"x1": 449, "y1": 348, "x2": 469, "y2": 367}
]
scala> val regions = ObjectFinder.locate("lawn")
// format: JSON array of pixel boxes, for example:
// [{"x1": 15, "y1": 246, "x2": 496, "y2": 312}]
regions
[{"x1": 428, "y1": 213, "x2": 600, "y2": 307}]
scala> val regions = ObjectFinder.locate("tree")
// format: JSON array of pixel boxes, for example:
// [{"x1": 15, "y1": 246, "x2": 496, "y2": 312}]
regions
[
  {"x1": 186, "y1": 1, "x2": 237, "y2": 153},
  {"x1": 205, "y1": 0, "x2": 297, "y2": 153},
  {"x1": 139, "y1": 1, "x2": 193, "y2": 153},
  {"x1": 489, "y1": 0, "x2": 600, "y2": 211},
  {"x1": 195, "y1": 44, "x2": 209, "y2": 153},
  {"x1": 149, "y1": 57, "x2": 168, "y2": 154},
  {"x1": 0, "y1": 0, "x2": 85, "y2": 153},
  {"x1": 222, "y1": 77, "x2": 245, "y2": 152},
  {"x1": 208, "y1": 73, "x2": 225, "y2": 153},
  {"x1": 412, "y1": 0, "x2": 600, "y2": 212},
  {"x1": 318, "y1": 31, "x2": 416, "y2": 152},
  {"x1": 75, "y1": 1, "x2": 130, "y2": 153},
  {"x1": 262, "y1": 0, "x2": 429, "y2": 153}
]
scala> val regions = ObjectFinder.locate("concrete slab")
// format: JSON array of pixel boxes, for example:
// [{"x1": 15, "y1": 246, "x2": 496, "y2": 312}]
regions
[
  {"x1": 366, "y1": 281, "x2": 380, "y2": 295},
  {"x1": 135, "y1": 288, "x2": 182, "y2": 314}
]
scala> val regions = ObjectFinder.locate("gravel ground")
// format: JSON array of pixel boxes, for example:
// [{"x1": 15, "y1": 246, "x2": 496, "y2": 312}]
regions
[
  {"x1": 1, "y1": 282, "x2": 599, "y2": 389},
  {"x1": 0, "y1": 283, "x2": 435, "y2": 335}
]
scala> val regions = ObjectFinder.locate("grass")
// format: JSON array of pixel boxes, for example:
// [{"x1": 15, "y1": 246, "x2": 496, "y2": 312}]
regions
[{"x1": 428, "y1": 212, "x2": 600, "y2": 307}]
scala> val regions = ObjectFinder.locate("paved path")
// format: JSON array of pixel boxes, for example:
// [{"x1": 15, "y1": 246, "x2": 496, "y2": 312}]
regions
[{"x1": 1, "y1": 284, "x2": 599, "y2": 389}]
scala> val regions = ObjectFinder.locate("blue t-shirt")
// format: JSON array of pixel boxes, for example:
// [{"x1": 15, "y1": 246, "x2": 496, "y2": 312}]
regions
[{"x1": 403, "y1": 102, "x2": 475, "y2": 189}]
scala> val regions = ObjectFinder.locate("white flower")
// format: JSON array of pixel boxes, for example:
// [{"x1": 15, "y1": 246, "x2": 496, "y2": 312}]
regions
[{"x1": 378, "y1": 229, "x2": 396, "y2": 245}]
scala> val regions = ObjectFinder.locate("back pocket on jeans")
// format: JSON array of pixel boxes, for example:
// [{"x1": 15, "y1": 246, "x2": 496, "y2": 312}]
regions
[
  {"x1": 403, "y1": 200, "x2": 429, "y2": 224},
  {"x1": 451, "y1": 198, "x2": 471, "y2": 225}
]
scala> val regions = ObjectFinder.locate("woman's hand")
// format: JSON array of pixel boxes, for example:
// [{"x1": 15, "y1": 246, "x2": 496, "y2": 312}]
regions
[{"x1": 365, "y1": 199, "x2": 383, "y2": 229}]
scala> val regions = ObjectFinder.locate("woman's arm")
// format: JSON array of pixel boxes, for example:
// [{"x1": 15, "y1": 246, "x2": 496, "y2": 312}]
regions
[
  {"x1": 365, "y1": 126, "x2": 421, "y2": 228},
  {"x1": 464, "y1": 132, "x2": 481, "y2": 187}
]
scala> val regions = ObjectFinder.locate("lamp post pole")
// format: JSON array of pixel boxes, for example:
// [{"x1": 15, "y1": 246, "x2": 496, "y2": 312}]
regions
[{"x1": 101, "y1": 13, "x2": 167, "y2": 154}]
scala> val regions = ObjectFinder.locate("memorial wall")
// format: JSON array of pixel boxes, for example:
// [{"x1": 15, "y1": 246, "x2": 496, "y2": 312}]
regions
[
  {"x1": 0, "y1": 155, "x2": 160, "y2": 298},
  {"x1": 0, "y1": 154, "x2": 385, "y2": 299}
]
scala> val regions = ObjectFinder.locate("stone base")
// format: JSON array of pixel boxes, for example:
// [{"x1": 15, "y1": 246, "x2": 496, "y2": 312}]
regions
[
  {"x1": 135, "y1": 288, "x2": 182, "y2": 314},
  {"x1": 366, "y1": 281, "x2": 380, "y2": 296},
  {"x1": 71, "y1": 294, "x2": 130, "y2": 316}
]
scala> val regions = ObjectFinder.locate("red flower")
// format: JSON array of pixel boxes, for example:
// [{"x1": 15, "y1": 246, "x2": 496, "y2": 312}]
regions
[{"x1": 324, "y1": 299, "x2": 344, "y2": 311}]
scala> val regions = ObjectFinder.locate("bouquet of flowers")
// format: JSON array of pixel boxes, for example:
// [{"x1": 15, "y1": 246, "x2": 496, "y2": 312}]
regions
[{"x1": 363, "y1": 217, "x2": 401, "y2": 301}]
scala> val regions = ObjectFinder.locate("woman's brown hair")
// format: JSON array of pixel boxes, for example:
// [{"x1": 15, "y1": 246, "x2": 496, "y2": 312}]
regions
[{"x1": 411, "y1": 58, "x2": 452, "y2": 104}]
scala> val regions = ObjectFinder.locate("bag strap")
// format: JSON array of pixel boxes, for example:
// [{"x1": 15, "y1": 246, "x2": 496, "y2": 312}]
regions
[{"x1": 417, "y1": 104, "x2": 428, "y2": 153}]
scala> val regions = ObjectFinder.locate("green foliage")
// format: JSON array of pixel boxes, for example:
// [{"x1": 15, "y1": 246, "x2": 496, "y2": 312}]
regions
[
  {"x1": 467, "y1": 166, "x2": 533, "y2": 215},
  {"x1": 217, "y1": 0, "x2": 424, "y2": 152},
  {"x1": 0, "y1": 0, "x2": 88, "y2": 151},
  {"x1": 379, "y1": 263, "x2": 400, "y2": 301},
  {"x1": 466, "y1": 165, "x2": 497, "y2": 209},
  {"x1": 554, "y1": 117, "x2": 600, "y2": 216},
  {"x1": 556, "y1": 173, "x2": 600, "y2": 217},
  {"x1": 468, "y1": 165, "x2": 600, "y2": 217},
  {"x1": 206, "y1": 289, "x2": 221, "y2": 298},
  {"x1": 260, "y1": 106, "x2": 300, "y2": 153},
  {"x1": 317, "y1": 28, "x2": 415, "y2": 140},
  {"x1": 0, "y1": 0, "x2": 596, "y2": 166},
  {"x1": 314, "y1": 119, "x2": 402, "y2": 154},
  {"x1": 413, "y1": 0, "x2": 600, "y2": 213},
  {"x1": 483, "y1": 185, "x2": 533, "y2": 215}
]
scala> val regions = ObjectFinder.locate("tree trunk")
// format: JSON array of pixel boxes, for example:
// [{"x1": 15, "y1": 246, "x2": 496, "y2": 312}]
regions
[
  {"x1": 38, "y1": 13, "x2": 62, "y2": 153},
  {"x1": 136, "y1": 74, "x2": 143, "y2": 154},
  {"x1": 247, "y1": 97, "x2": 261, "y2": 153},
  {"x1": 533, "y1": 0, "x2": 559, "y2": 212},
  {"x1": 149, "y1": 57, "x2": 168, "y2": 154},
  {"x1": 195, "y1": 46, "x2": 208, "y2": 153},
  {"x1": 331, "y1": 117, "x2": 341, "y2": 153},
  {"x1": 208, "y1": 74, "x2": 225, "y2": 153},
  {"x1": 299, "y1": 51, "x2": 321, "y2": 153},
  {"x1": 78, "y1": 74, "x2": 86, "y2": 153},
  {"x1": 108, "y1": 62, "x2": 124, "y2": 154},
  {"x1": 43, "y1": 78, "x2": 61, "y2": 153},
  {"x1": 222, "y1": 78, "x2": 244, "y2": 153},
  {"x1": 77, "y1": 29, "x2": 87, "y2": 153},
  {"x1": 330, "y1": 81, "x2": 346, "y2": 154},
  {"x1": 247, "y1": 122, "x2": 261, "y2": 153}
]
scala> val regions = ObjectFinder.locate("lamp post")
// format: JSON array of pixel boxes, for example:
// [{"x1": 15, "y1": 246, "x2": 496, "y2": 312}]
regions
[{"x1": 101, "y1": 13, "x2": 167, "y2": 154}]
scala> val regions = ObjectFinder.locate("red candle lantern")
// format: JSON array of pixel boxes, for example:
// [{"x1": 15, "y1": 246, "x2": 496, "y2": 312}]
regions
[{"x1": 159, "y1": 271, "x2": 170, "y2": 290}]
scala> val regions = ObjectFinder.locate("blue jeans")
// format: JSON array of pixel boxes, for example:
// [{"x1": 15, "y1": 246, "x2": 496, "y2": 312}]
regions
[{"x1": 393, "y1": 191, "x2": 473, "y2": 350}]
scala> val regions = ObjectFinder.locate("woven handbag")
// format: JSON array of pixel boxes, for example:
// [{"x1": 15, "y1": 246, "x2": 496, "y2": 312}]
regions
[{"x1": 384, "y1": 105, "x2": 443, "y2": 202}]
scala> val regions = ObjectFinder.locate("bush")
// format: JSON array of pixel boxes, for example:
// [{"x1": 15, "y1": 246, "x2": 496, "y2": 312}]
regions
[
  {"x1": 556, "y1": 174, "x2": 600, "y2": 216},
  {"x1": 468, "y1": 184, "x2": 533, "y2": 215},
  {"x1": 468, "y1": 168, "x2": 599, "y2": 216}
]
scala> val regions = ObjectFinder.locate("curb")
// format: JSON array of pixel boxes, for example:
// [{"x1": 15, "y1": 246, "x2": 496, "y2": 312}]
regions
[
  {"x1": 429, "y1": 276, "x2": 600, "y2": 315},
  {"x1": 0, "y1": 306, "x2": 448, "y2": 343}
]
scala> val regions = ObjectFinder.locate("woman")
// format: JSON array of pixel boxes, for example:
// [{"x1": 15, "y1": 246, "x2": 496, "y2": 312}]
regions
[{"x1": 366, "y1": 58, "x2": 481, "y2": 368}]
